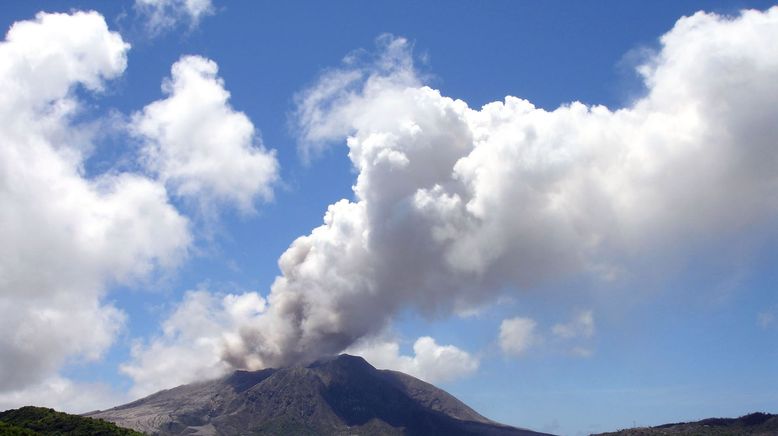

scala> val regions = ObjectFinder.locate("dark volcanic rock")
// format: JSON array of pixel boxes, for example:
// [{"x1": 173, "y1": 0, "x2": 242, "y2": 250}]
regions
[{"x1": 87, "y1": 354, "x2": 551, "y2": 436}]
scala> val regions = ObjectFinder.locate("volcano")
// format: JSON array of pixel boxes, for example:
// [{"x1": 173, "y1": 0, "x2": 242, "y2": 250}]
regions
[{"x1": 87, "y1": 354, "x2": 551, "y2": 435}]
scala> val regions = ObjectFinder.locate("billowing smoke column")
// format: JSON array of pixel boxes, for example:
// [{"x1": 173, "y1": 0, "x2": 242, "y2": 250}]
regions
[{"x1": 221, "y1": 9, "x2": 778, "y2": 369}]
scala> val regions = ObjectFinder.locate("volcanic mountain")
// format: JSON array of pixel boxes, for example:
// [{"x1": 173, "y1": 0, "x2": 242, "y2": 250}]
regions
[{"x1": 87, "y1": 354, "x2": 550, "y2": 435}]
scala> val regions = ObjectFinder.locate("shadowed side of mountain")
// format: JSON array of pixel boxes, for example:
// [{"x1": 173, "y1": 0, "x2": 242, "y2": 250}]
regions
[
  {"x1": 88, "y1": 354, "x2": 553, "y2": 435},
  {"x1": 381, "y1": 369, "x2": 491, "y2": 423}
]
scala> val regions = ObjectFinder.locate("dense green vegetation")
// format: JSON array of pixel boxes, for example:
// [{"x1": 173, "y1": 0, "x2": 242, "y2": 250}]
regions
[
  {"x1": 0, "y1": 406, "x2": 143, "y2": 436},
  {"x1": 595, "y1": 412, "x2": 778, "y2": 435}
]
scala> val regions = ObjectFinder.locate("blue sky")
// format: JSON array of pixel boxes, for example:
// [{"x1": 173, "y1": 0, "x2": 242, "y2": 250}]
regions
[{"x1": 1, "y1": 1, "x2": 777, "y2": 435}]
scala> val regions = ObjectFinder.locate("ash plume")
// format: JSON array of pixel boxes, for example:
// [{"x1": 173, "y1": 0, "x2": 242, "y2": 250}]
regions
[{"x1": 219, "y1": 8, "x2": 778, "y2": 370}]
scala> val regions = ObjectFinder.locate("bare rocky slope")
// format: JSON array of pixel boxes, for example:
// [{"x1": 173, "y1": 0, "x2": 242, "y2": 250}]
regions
[{"x1": 87, "y1": 354, "x2": 551, "y2": 436}]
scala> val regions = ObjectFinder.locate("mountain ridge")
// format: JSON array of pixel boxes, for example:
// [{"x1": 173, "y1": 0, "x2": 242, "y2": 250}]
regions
[
  {"x1": 592, "y1": 412, "x2": 778, "y2": 435},
  {"x1": 87, "y1": 354, "x2": 550, "y2": 436}
]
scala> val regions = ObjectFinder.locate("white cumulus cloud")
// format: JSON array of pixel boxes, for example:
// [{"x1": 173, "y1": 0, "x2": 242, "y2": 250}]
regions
[
  {"x1": 121, "y1": 289, "x2": 267, "y2": 397},
  {"x1": 552, "y1": 310, "x2": 595, "y2": 340},
  {"x1": 758, "y1": 308, "x2": 776, "y2": 329},
  {"x1": 132, "y1": 55, "x2": 279, "y2": 215},
  {"x1": 347, "y1": 336, "x2": 479, "y2": 384},
  {"x1": 134, "y1": 0, "x2": 213, "y2": 35},
  {"x1": 499, "y1": 317, "x2": 539, "y2": 357},
  {"x1": 500, "y1": 311, "x2": 596, "y2": 358},
  {"x1": 0, "y1": 377, "x2": 129, "y2": 414},
  {"x1": 0, "y1": 11, "x2": 191, "y2": 407}
]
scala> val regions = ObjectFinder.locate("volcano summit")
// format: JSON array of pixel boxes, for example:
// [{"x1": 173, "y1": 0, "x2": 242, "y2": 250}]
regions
[{"x1": 87, "y1": 355, "x2": 549, "y2": 435}]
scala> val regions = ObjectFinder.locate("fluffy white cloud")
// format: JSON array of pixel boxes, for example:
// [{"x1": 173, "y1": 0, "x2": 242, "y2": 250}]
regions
[
  {"x1": 123, "y1": 290, "x2": 475, "y2": 394},
  {"x1": 758, "y1": 308, "x2": 776, "y2": 329},
  {"x1": 0, "y1": 11, "x2": 190, "y2": 403},
  {"x1": 570, "y1": 347, "x2": 594, "y2": 358},
  {"x1": 500, "y1": 312, "x2": 595, "y2": 358},
  {"x1": 347, "y1": 336, "x2": 479, "y2": 384},
  {"x1": 552, "y1": 311, "x2": 595, "y2": 358},
  {"x1": 499, "y1": 317, "x2": 539, "y2": 357},
  {"x1": 295, "y1": 34, "x2": 421, "y2": 161},
  {"x1": 552, "y1": 310, "x2": 595, "y2": 340},
  {"x1": 132, "y1": 55, "x2": 278, "y2": 214},
  {"x1": 219, "y1": 7, "x2": 778, "y2": 370},
  {"x1": 134, "y1": 0, "x2": 213, "y2": 34},
  {"x1": 121, "y1": 289, "x2": 266, "y2": 397},
  {"x1": 0, "y1": 377, "x2": 128, "y2": 414}
]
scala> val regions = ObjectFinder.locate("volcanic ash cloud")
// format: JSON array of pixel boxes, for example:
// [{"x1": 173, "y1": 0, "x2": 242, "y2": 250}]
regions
[{"x1": 128, "y1": 8, "x2": 778, "y2": 382}]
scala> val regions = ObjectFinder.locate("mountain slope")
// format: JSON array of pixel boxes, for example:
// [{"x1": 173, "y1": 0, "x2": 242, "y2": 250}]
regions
[
  {"x1": 594, "y1": 412, "x2": 778, "y2": 435},
  {"x1": 88, "y1": 354, "x2": 550, "y2": 435}
]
